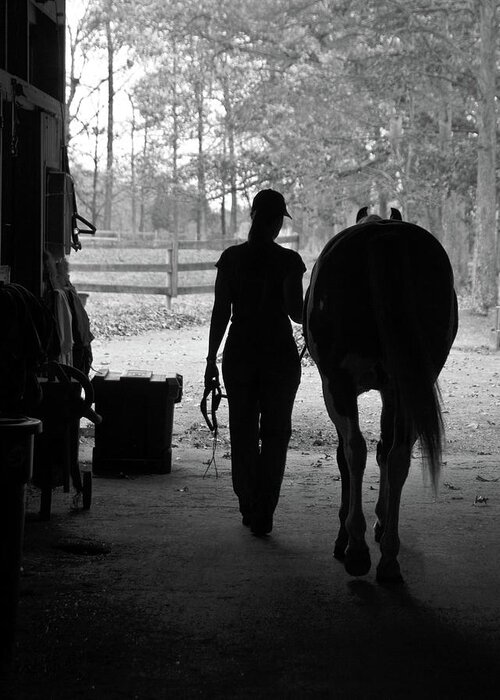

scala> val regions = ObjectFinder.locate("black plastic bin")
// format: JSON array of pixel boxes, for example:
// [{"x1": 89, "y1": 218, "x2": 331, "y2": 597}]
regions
[
  {"x1": 91, "y1": 369, "x2": 182, "y2": 475},
  {"x1": 0, "y1": 416, "x2": 42, "y2": 660}
]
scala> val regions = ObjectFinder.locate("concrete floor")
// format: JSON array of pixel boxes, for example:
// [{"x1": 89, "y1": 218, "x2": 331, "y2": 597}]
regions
[
  {"x1": 3, "y1": 316, "x2": 499, "y2": 699},
  {"x1": 2, "y1": 441, "x2": 499, "y2": 699}
]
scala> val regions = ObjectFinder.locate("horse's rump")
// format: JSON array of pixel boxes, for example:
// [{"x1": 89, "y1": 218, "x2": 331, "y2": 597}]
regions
[
  {"x1": 367, "y1": 223, "x2": 456, "y2": 480},
  {"x1": 306, "y1": 218, "x2": 458, "y2": 481}
]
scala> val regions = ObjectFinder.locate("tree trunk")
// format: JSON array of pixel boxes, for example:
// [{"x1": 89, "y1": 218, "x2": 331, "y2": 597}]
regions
[
  {"x1": 129, "y1": 97, "x2": 137, "y2": 236},
  {"x1": 103, "y1": 17, "x2": 114, "y2": 231},
  {"x1": 139, "y1": 124, "x2": 148, "y2": 233},
  {"x1": 229, "y1": 129, "x2": 237, "y2": 236},
  {"x1": 220, "y1": 190, "x2": 226, "y2": 238},
  {"x1": 222, "y1": 77, "x2": 237, "y2": 235},
  {"x1": 432, "y1": 74, "x2": 452, "y2": 243},
  {"x1": 66, "y1": 29, "x2": 78, "y2": 145},
  {"x1": 172, "y1": 45, "x2": 179, "y2": 245},
  {"x1": 426, "y1": 198, "x2": 444, "y2": 241},
  {"x1": 220, "y1": 114, "x2": 227, "y2": 238},
  {"x1": 442, "y1": 193, "x2": 469, "y2": 293},
  {"x1": 471, "y1": 0, "x2": 497, "y2": 312},
  {"x1": 91, "y1": 123, "x2": 100, "y2": 226},
  {"x1": 377, "y1": 189, "x2": 388, "y2": 220},
  {"x1": 196, "y1": 84, "x2": 207, "y2": 241}
]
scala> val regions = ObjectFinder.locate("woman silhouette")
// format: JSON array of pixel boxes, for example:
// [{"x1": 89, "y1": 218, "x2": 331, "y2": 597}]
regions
[{"x1": 205, "y1": 189, "x2": 305, "y2": 535}]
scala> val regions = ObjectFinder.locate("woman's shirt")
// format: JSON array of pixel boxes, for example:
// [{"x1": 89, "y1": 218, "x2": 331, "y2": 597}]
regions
[{"x1": 216, "y1": 241, "x2": 306, "y2": 352}]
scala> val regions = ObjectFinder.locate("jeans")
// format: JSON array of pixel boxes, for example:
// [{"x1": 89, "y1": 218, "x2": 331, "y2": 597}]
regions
[{"x1": 222, "y1": 331, "x2": 301, "y2": 519}]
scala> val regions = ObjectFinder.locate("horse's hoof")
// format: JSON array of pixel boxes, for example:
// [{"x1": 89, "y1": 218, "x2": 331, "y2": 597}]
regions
[
  {"x1": 344, "y1": 546, "x2": 371, "y2": 577},
  {"x1": 373, "y1": 521, "x2": 383, "y2": 543},
  {"x1": 376, "y1": 561, "x2": 405, "y2": 585}
]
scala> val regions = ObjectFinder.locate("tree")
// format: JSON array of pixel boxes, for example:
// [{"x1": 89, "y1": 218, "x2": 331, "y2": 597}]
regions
[
  {"x1": 70, "y1": 0, "x2": 134, "y2": 229},
  {"x1": 128, "y1": 93, "x2": 138, "y2": 233},
  {"x1": 67, "y1": 0, "x2": 498, "y2": 298},
  {"x1": 471, "y1": 0, "x2": 497, "y2": 312}
]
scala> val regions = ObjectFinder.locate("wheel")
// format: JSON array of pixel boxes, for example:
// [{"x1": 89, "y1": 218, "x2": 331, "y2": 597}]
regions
[{"x1": 82, "y1": 471, "x2": 92, "y2": 510}]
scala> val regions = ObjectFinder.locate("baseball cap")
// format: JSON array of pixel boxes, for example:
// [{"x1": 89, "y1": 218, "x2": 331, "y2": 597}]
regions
[{"x1": 251, "y1": 189, "x2": 292, "y2": 219}]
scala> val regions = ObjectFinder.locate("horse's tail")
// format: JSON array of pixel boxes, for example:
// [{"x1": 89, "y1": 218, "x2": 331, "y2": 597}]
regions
[{"x1": 368, "y1": 232, "x2": 444, "y2": 489}]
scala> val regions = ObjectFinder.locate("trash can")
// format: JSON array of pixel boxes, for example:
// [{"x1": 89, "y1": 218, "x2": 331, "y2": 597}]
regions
[
  {"x1": 0, "y1": 416, "x2": 42, "y2": 660},
  {"x1": 91, "y1": 369, "x2": 182, "y2": 475}
]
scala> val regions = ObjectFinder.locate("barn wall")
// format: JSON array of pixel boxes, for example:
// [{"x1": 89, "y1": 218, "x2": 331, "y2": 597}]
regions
[{"x1": 0, "y1": 0, "x2": 66, "y2": 294}]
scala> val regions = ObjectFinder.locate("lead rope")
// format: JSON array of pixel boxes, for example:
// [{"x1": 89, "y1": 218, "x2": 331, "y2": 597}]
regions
[
  {"x1": 203, "y1": 424, "x2": 219, "y2": 479},
  {"x1": 200, "y1": 384, "x2": 225, "y2": 479}
]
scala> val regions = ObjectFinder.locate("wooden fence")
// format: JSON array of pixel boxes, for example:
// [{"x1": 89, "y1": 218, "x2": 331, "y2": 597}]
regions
[{"x1": 70, "y1": 233, "x2": 300, "y2": 308}]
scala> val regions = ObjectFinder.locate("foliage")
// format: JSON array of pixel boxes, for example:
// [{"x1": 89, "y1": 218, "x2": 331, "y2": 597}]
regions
[
  {"x1": 66, "y1": 0, "x2": 498, "y2": 298},
  {"x1": 86, "y1": 295, "x2": 212, "y2": 339}
]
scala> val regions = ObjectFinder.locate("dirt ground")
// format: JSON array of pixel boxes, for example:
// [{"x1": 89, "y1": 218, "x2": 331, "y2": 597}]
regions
[{"x1": 2, "y1": 308, "x2": 500, "y2": 699}]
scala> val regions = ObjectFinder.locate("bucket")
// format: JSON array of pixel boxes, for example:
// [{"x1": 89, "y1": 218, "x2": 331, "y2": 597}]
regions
[{"x1": 0, "y1": 417, "x2": 42, "y2": 661}]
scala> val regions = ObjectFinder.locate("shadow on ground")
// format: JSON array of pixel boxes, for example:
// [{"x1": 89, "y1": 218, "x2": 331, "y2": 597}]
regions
[{"x1": 2, "y1": 447, "x2": 499, "y2": 699}]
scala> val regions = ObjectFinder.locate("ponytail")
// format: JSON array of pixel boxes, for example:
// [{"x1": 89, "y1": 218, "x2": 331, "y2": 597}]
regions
[{"x1": 248, "y1": 211, "x2": 281, "y2": 246}]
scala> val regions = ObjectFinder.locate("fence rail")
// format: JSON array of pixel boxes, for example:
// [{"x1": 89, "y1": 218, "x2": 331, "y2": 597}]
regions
[{"x1": 70, "y1": 233, "x2": 300, "y2": 307}]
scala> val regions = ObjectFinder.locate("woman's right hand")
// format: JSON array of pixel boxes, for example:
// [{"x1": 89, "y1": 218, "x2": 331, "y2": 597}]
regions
[{"x1": 204, "y1": 359, "x2": 220, "y2": 389}]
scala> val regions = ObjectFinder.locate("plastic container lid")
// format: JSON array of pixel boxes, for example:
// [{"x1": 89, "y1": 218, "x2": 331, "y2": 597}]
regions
[{"x1": 0, "y1": 416, "x2": 42, "y2": 434}]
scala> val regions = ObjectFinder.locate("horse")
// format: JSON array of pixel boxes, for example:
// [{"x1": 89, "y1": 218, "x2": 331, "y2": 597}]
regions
[{"x1": 304, "y1": 207, "x2": 458, "y2": 583}]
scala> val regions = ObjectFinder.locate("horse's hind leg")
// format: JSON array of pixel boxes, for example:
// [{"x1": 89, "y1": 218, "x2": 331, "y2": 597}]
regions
[
  {"x1": 376, "y1": 425, "x2": 414, "y2": 584},
  {"x1": 374, "y1": 440, "x2": 388, "y2": 544},
  {"x1": 321, "y1": 374, "x2": 371, "y2": 576},
  {"x1": 333, "y1": 431, "x2": 349, "y2": 560},
  {"x1": 374, "y1": 387, "x2": 395, "y2": 543}
]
